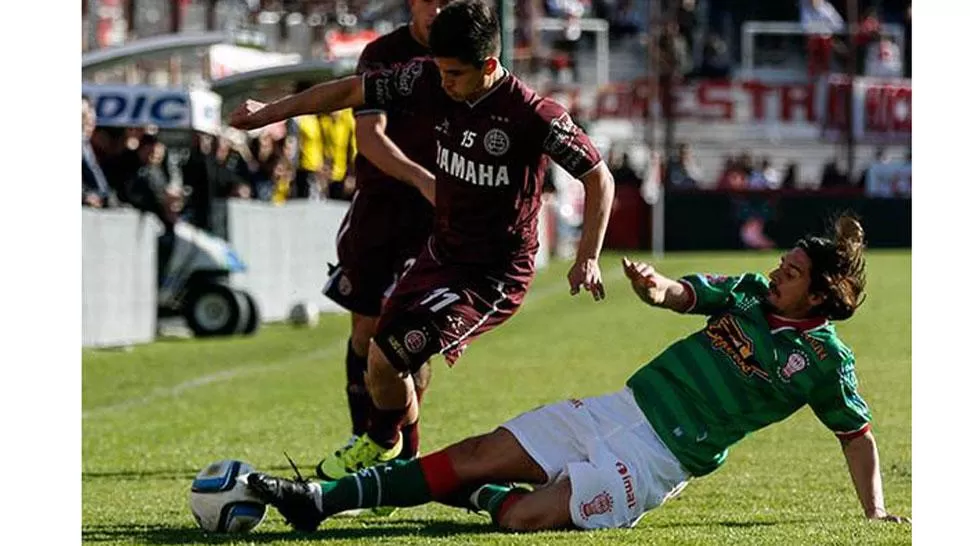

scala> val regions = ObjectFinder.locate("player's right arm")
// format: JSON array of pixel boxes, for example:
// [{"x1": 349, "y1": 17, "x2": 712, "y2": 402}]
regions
[
  {"x1": 355, "y1": 113, "x2": 435, "y2": 204},
  {"x1": 621, "y1": 257, "x2": 693, "y2": 312},
  {"x1": 230, "y1": 57, "x2": 433, "y2": 133},
  {"x1": 228, "y1": 76, "x2": 365, "y2": 131},
  {"x1": 621, "y1": 260, "x2": 766, "y2": 314}
]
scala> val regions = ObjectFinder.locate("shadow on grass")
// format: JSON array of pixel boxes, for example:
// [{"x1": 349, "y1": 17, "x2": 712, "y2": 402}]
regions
[
  {"x1": 82, "y1": 465, "x2": 297, "y2": 482},
  {"x1": 648, "y1": 519, "x2": 799, "y2": 529},
  {"x1": 82, "y1": 519, "x2": 498, "y2": 544}
]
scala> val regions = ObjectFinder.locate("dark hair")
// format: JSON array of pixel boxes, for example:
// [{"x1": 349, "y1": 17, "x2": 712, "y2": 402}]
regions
[
  {"x1": 428, "y1": 0, "x2": 500, "y2": 67},
  {"x1": 796, "y1": 213, "x2": 868, "y2": 321}
]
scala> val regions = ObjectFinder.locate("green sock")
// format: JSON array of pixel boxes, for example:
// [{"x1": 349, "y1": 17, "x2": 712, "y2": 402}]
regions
[
  {"x1": 469, "y1": 484, "x2": 519, "y2": 524},
  {"x1": 320, "y1": 459, "x2": 432, "y2": 513}
]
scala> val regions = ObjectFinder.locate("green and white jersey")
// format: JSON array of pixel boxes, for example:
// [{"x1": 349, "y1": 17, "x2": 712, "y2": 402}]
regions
[{"x1": 626, "y1": 273, "x2": 871, "y2": 477}]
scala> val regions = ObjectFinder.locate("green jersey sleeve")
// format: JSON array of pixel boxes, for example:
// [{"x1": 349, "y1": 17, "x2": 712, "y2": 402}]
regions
[
  {"x1": 679, "y1": 272, "x2": 770, "y2": 316},
  {"x1": 807, "y1": 353, "x2": 872, "y2": 438}
]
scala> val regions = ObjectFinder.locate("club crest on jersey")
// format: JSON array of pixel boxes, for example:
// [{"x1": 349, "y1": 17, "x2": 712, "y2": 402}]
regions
[
  {"x1": 484, "y1": 128, "x2": 510, "y2": 156},
  {"x1": 779, "y1": 351, "x2": 810, "y2": 381},
  {"x1": 338, "y1": 276, "x2": 353, "y2": 296},
  {"x1": 396, "y1": 61, "x2": 423, "y2": 96},
  {"x1": 580, "y1": 492, "x2": 614, "y2": 519},
  {"x1": 404, "y1": 330, "x2": 427, "y2": 354}
]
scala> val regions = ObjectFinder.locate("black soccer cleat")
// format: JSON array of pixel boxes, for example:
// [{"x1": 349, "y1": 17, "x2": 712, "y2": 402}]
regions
[{"x1": 246, "y1": 472, "x2": 328, "y2": 532}]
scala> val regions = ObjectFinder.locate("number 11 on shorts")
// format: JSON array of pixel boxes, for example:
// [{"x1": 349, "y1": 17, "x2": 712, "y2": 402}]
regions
[{"x1": 420, "y1": 287, "x2": 460, "y2": 313}]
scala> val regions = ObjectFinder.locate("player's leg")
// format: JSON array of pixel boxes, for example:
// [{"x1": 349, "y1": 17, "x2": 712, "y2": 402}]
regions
[
  {"x1": 347, "y1": 312, "x2": 378, "y2": 437},
  {"x1": 403, "y1": 362, "x2": 431, "y2": 458},
  {"x1": 319, "y1": 191, "x2": 404, "y2": 479},
  {"x1": 246, "y1": 426, "x2": 552, "y2": 531}
]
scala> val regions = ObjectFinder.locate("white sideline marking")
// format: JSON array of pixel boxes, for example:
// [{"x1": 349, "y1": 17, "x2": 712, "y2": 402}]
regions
[{"x1": 83, "y1": 266, "x2": 627, "y2": 419}]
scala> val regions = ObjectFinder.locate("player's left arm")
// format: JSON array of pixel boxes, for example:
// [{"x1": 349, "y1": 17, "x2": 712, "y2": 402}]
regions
[
  {"x1": 808, "y1": 355, "x2": 910, "y2": 523},
  {"x1": 572, "y1": 162, "x2": 615, "y2": 299},
  {"x1": 536, "y1": 101, "x2": 614, "y2": 301},
  {"x1": 839, "y1": 429, "x2": 909, "y2": 523}
]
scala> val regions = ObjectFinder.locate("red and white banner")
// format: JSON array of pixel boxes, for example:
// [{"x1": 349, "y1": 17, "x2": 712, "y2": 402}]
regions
[
  {"x1": 820, "y1": 75, "x2": 911, "y2": 144},
  {"x1": 324, "y1": 29, "x2": 381, "y2": 61},
  {"x1": 541, "y1": 76, "x2": 911, "y2": 144},
  {"x1": 209, "y1": 45, "x2": 301, "y2": 80}
]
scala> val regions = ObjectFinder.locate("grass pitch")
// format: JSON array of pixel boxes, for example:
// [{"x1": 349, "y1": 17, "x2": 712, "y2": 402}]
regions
[{"x1": 82, "y1": 250, "x2": 912, "y2": 545}]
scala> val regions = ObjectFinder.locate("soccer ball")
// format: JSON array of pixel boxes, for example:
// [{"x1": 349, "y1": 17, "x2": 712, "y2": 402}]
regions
[
  {"x1": 189, "y1": 460, "x2": 267, "y2": 533},
  {"x1": 289, "y1": 301, "x2": 320, "y2": 327}
]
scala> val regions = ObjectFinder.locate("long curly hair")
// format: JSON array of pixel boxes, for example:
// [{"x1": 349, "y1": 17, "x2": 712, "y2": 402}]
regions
[{"x1": 795, "y1": 213, "x2": 868, "y2": 321}]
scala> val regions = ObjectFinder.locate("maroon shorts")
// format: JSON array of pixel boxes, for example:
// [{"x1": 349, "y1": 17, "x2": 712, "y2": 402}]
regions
[
  {"x1": 373, "y1": 244, "x2": 530, "y2": 373},
  {"x1": 322, "y1": 188, "x2": 434, "y2": 316}
]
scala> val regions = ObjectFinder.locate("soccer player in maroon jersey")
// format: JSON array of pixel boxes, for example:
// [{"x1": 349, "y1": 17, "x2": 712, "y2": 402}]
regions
[
  {"x1": 319, "y1": 0, "x2": 449, "y2": 482},
  {"x1": 230, "y1": 0, "x2": 615, "y2": 477}
]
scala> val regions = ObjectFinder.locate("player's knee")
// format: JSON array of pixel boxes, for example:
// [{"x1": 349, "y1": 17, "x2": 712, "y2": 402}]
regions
[
  {"x1": 445, "y1": 431, "x2": 504, "y2": 481},
  {"x1": 350, "y1": 315, "x2": 379, "y2": 356},
  {"x1": 365, "y1": 342, "x2": 409, "y2": 398},
  {"x1": 412, "y1": 363, "x2": 432, "y2": 395},
  {"x1": 497, "y1": 498, "x2": 558, "y2": 532}
]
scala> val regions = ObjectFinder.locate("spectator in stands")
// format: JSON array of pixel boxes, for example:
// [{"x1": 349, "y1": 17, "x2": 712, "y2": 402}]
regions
[
  {"x1": 597, "y1": 0, "x2": 644, "y2": 39},
  {"x1": 124, "y1": 132, "x2": 177, "y2": 228},
  {"x1": 857, "y1": 147, "x2": 888, "y2": 188},
  {"x1": 271, "y1": 156, "x2": 295, "y2": 205},
  {"x1": 819, "y1": 158, "x2": 850, "y2": 189},
  {"x1": 181, "y1": 131, "x2": 249, "y2": 236},
  {"x1": 717, "y1": 156, "x2": 748, "y2": 191},
  {"x1": 215, "y1": 132, "x2": 254, "y2": 187},
  {"x1": 664, "y1": 143, "x2": 703, "y2": 190},
  {"x1": 696, "y1": 32, "x2": 732, "y2": 79},
  {"x1": 290, "y1": 81, "x2": 326, "y2": 200},
  {"x1": 610, "y1": 149, "x2": 642, "y2": 188},
  {"x1": 657, "y1": 18, "x2": 692, "y2": 78},
  {"x1": 248, "y1": 130, "x2": 280, "y2": 201},
  {"x1": 320, "y1": 108, "x2": 357, "y2": 200},
  {"x1": 801, "y1": 0, "x2": 845, "y2": 76},
  {"x1": 865, "y1": 34, "x2": 903, "y2": 78},
  {"x1": 545, "y1": 0, "x2": 591, "y2": 82},
  {"x1": 782, "y1": 162, "x2": 799, "y2": 190},
  {"x1": 81, "y1": 97, "x2": 119, "y2": 209},
  {"x1": 675, "y1": 0, "x2": 698, "y2": 61}
]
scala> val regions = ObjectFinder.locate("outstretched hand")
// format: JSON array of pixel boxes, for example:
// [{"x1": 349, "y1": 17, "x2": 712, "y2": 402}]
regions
[
  {"x1": 567, "y1": 258, "x2": 605, "y2": 301},
  {"x1": 622, "y1": 256, "x2": 665, "y2": 306},
  {"x1": 228, "y1": 99, "x2": 267, "y2": 131},
  {"x1": 871, "y1": 513, "x2": 911, "y2": 524}
]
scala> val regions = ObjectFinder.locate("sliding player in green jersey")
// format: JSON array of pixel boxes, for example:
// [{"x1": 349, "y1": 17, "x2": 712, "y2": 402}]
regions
[{"x1": 244, "y1": 214, "x2": 909, "y2": 532}]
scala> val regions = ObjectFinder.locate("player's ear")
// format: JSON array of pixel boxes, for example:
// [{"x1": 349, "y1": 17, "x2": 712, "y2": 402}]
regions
[{"x1": 483, "y1": 57, "x2": 498, "y2": 75}]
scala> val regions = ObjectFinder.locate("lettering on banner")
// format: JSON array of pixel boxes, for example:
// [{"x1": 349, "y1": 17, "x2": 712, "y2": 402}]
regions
[{"x1": 543, "y1": 77, "x2": 910, "y2": 142}]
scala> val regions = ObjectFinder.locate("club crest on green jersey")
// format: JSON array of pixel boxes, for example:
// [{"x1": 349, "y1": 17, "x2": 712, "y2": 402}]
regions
[{"x1": 779, "y1": 351, "x2": 811, "y2": 382}]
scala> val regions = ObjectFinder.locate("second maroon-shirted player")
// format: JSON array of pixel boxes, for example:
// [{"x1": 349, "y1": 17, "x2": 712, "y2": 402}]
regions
[{"x1": 229, "y1": 0, "x2": 615, "y2": 477}]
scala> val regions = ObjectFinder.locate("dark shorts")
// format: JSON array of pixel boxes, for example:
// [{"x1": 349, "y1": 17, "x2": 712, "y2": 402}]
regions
[
  {"x1": 373, "y1": 244, "x2": 529, "y2": 374},
  {"x1": 322, "y1": 188, "x2": 434, "y2": 316}
]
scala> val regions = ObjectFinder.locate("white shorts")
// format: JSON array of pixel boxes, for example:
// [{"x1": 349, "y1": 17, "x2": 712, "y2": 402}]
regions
[{"x1": 500, "y1": 387, "x2": 690, "y2": 530}]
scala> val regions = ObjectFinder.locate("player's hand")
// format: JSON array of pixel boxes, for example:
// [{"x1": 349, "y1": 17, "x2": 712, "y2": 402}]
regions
[
  {"x1": 622, "y1": 256, "x2": 665, "y2": 306},
  {"x1": 869, "y1": 512, "x2": 911, "y2": 524},
  {"x1": 228, "y1": 99, "x2": 267, "y2": 131},
  {"x1": 567, "y1": 258, "x2": 605, "y2": 301}
]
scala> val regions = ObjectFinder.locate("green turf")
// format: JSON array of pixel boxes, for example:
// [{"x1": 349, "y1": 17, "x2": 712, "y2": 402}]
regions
[{"x1": 82, "y1": 250, "x2": 912, "y2": 545}]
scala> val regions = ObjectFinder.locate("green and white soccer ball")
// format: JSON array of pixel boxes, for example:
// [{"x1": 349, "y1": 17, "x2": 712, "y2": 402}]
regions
[{"x1": 189, "y1": 460, "x2": 267, "y2": 533}]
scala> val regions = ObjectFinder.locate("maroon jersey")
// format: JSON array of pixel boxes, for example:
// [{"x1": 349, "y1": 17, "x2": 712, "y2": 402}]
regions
[
  {"x1": 353, "y1": 26, "x2": 437, "y2": 194},
  {"x1": 362, "y1": 59, "x2": 603, "y2": 282}
]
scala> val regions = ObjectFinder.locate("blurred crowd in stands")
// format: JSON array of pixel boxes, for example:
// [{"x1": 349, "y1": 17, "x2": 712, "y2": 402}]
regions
[
  {"x1": 83, "y1": 0, "x2": 913, "y2": 224},
  {"x1": 82, "y1": 86, "x2": 359, "y2": 235}
]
